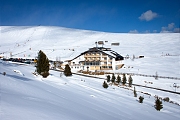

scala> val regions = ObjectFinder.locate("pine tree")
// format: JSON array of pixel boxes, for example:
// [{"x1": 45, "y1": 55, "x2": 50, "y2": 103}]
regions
[
  {"x1": 134, "y1": 87, "x2": 137, "y2": 97},
  {"x1": 154, "y1": 96, "x2": 163, "y2": 111},
  {"x1": 116, "y1": 75, "x2": 121, "y2": 84},
  {"x1": 64, "y1": 64, "x2": 72, "y2": 76},
  {"x1": 128, "y1": 75, "x2": 133, "y2": 87},
  {"x1": 36, "y1": 50, "x2": 49, "y2": 78},
  {"x1": 111, "y1": 73, "x2": 116, "y2": 83},
  {"x1": 107, "y1": 75, "x2": 111, "y2": 82},
  {"x1": 122, "y1": 73, "x2": 127, "y2": 85},
  {"x1": 103, "y1": 81, "x2": 109, "y2": 88},
  {"x1": 139, "y1": 96, "x2": 144, "y2": 103}
]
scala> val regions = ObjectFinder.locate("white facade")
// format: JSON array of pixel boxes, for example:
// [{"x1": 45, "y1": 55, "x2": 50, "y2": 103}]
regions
[{"x1": 62, "y1": 47, "x2": 124, "y2": 71}]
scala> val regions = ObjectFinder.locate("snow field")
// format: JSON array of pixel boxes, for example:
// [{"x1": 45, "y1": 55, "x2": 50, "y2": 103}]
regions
[
  {"x1": 0, "y1": 26, "x2": 180, "y2": 120},
  {"x1": 0, "y1": 61, "x2": 180, "y2": 120}
]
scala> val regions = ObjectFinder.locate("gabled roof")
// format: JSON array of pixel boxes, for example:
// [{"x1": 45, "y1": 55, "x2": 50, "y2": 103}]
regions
[{"x1": 69, "y1": 47, "x2": 124, "y2": 61}]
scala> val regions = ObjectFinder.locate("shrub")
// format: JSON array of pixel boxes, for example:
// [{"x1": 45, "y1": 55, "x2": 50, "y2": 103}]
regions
[
  {"x1": 64, "y1": 64, "x2": 72, "y2": 76},
  {"x1": 163, "y1": 97, "x2": 170, "y2": 102},
  {"x1": 134, "y1": 87, "x2": 137, "y2": 97},
  {"x1": 139, "y1": 96, "x2": 144, "y2": 103},
  {"x1": 116, "y1": 75, "x2": 121, "y2": 84},
  {"x1": 103, "y1": 81, "x2": 109, "y2": 89},
  {"x1": 154, "y1": 96, "x2": 163, "y2": 111},
  {"x1": 2, "y1": 72, "x2": 6, "y2": 76},
  {"x1": 111, "y1": 73, "x2": 116, "y2": 83},
  {"x1": 107, "y1": 75, "x2": 111, "y2": 82},
  {"x1": 128, "y1": 75, "x2": 133, "y2": 87},
  {"x1": 42, "y1": 71, "x2": 49, "y2": 78},
  {"x1": 122, "y1": 73, "x2": 127, "y2": 85}
]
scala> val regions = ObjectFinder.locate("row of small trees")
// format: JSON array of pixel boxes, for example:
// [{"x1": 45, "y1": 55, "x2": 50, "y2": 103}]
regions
[
  {"x1": 103, "y1": 74, "x2": 163, "y2": 111},
  {"x1": 103, "y1": 73, "x2": 133, "y2": 88}
]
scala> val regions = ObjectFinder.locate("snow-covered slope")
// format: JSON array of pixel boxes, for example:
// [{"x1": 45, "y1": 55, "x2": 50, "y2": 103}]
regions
[
  {"x1": 0, "y1": 26, "x2": 180, "y2": 120},
  {"x1": 0, "y1": 26, "x2": 179, "y2": 78},
  {"x1": 1, "y1": 26, "x2": 179, "y2": 59},
  {"x1": 0, "y1": 60, "x2": 180, "y2": 120}
]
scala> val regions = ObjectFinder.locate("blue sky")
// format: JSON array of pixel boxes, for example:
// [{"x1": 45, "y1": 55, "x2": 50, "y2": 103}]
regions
[{"x1": 0, "y1": 0, "x2": 180, "y2": 33}]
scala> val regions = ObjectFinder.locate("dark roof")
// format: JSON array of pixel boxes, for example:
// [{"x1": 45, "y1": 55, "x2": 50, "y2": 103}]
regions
[{"x1": 69, "y1": 47, "x2": 124, "y2": 61}]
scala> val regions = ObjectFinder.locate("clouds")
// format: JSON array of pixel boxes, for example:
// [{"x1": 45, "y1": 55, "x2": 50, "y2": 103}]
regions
[
  {"x1": 129, "y1": 30, "x2": 138, "y2": 33},
  {"x1": 129, "y1": 22, "x2": 180, "y2": 33},
  {"x1": 168, "y1": 23, "x2": 175, "y2": 30},
  {"x1": 139, "y1": 10, "x2": 158, "y2": 21},
  {"x1": 160, "y1": 23, "x2": 180, "y2": 33},
  {"x1": 174, "y1": 28, "x2": 180, "y2": 33}
]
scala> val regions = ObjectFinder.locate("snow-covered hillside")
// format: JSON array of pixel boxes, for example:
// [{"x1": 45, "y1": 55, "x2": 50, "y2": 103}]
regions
[
  {"x1": 0, "y1": 26, "x2": 179, "y2": 78},
  {"x1": 0, "y1": 60, "x2": 180, "y2": 120},
  {"x1": 1, "y1": 26, "x2": 179, "y2": 59},
  {"x1": 0, "y1": 26, "x2": 180, "y2": 120}
]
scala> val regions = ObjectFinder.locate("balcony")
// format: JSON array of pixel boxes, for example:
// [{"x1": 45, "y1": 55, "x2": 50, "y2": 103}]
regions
[
  {"x1": 108, "y1": 59, "x2": 112, "y2": 62},
  {"x1": 84, "y1": 54, "x2": 101, "y2": 57},
  {"x1": 101, "y1": 59, "x2": 107, "y2": 62}
]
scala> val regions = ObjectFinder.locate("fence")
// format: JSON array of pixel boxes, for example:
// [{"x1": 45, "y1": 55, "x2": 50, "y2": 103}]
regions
[{"x1": 115, "y1": 72, "x2": 180, "y2": 80}]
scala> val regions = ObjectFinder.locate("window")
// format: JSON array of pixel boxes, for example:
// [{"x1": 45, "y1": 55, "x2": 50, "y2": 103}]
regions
[{"x1": 102, "y1": 66, "x2": 107, "y2": 68}]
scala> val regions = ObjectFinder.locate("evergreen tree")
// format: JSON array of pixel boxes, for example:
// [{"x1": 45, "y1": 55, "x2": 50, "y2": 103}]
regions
[
  {"x1": 122, "y1": 73, "x2": 127, "y2": 85},
  {"x1": 107, "y1": 75, "x2": 111, "y2": 83},
  {"x1": 116, "y1": 75, "x2": 121, "y2": 84},
  {"x1": 128, "y1": 75, "x2": 133, "y2": 87},
  {"x1": 103, "y1": 81, "x2": 109, "y2": 88},
  {"x1": 64, "y1": 64, "x2": 72, "y2": 76},
  {"x1": 36, "y1": 50, "x2": 49, "y2": 78},
  {"x1": 139, "y1": 96, "x2": 144, "y2": 103},
  {"x1": 111, "y1": 73, "x2": 116, "y2": 83},
  {"x1": 154, "y1": 96, "x2": 163, "y2": 111},
  {"x1": 134, "y1": 87, "x2": 137, "y2": 97}
]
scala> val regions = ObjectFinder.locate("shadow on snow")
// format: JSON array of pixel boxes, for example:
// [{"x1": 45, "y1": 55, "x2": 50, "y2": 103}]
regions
[{"x1": 6, "y1": 74, "x2": 32, "y2": 81}]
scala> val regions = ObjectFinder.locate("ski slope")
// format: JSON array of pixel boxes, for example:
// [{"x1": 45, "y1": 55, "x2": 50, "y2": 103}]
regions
[
  {"x1": 0, "y1": 26, "x2": 179, "y2": 78},
  {"x1": 0, "y1": 26, "x2": 180, "y2": 120},
  {"x1": 0, "y1": 60, "x2": 180, "y2": 120}
]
